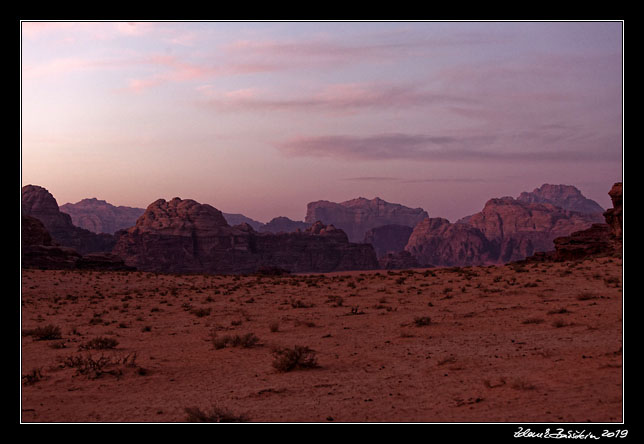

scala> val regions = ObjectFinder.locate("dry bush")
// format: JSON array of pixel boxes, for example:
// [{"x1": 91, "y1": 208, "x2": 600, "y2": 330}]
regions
[
  {"x1": 271, "y1": 345, "x2": 319, "y2": 372},
  {"x1": 79, "y1": 336, "x2": 119, "y2": 350},
  {"x1": 22, "y1": 324, "x2": 62, "y2": 340},
  {"x1": 212, "y1": 332, "x2": 260, "y2": 350},
  {"x1": 184, "y1": 406, "x2": 249, "y2": 423}
]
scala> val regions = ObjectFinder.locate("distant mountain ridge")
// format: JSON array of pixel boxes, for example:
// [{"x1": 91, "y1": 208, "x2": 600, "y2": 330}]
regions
[
  {"x1": 60, "y1": 198, "x2": 145, "y2": 235},
  {"x1": 305, "y1": 197, "x2": 429, "y2": 242}
]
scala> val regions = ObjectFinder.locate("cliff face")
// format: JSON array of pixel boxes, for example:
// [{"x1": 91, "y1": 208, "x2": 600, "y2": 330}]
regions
[
  {"x1": 517, "y1": 184, "x2": 605, "y2": 215},
  {"x1": 305, "y1": 197, "x2": 428, "y2": 242},
  {"x1": 60, "y1": 198, "x2": 145, "y2": 234},
  {"x1": 547, "y1": 182, "x2": 622, "y2": 262},
  {"x1": 405, "y1": 218, "x2": 495, "y2": 267},
  {"x1": 259, "y1": 217, "x2": 310, "y2": 234},
  {"x1": 112, "y1": 198, "x2": 378, "y2": 274},
  {"x1": 363, "y1": 224, "x2": 414, "y2": 258},
  {"x1": 22, "y1": 185, "x2": 116, "y2": 255}
]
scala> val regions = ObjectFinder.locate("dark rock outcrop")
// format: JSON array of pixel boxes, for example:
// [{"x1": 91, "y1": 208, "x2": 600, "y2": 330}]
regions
[
  {"x1": 305, "y1": 197, "x2": 428, "y2": 242},
  {"x1": 22, "y1": 185, "x2": 115, "y2": 254},
  {"x1": 222, "y1": 213, "x2": 264, "y2": 231},
  {"x1": 22, "y1": 214, "x2": 132, "y2": 271},
  {"x1": 378, "y1": 251, "x2": 420, "y2": 270},
  {"x1": 60, "y1": 198, "x2": 145, "y2": 234},
  {"x1": 405, "y1": 218, "x2": 495, "y2": 267},
  {"x1": 363, "y1": 224, "x2": 413, "y2": 258},
  {"x1": 259, "y1": 216, "x2": 310, "y2": 233},
  {"x1": 113, "y1": 197, "x2": 378, "y2": 274},
  {"x1": 517, "y1": 184, "x2": 605, "y2": 215}
]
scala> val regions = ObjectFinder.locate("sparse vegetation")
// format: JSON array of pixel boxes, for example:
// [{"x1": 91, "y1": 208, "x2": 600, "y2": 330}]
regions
[
  {"x1": 271, "y1": 345, "x2": 319, "y2": 372},
  {"x1": 23, "y1": 324, "x2": 62, "y2": 340},
  {"x1": 212, "y1": 332, "x2": 260, "y2": 350},
  {"x1": 184, "y1": 406, "x2": 249, "y2": 423}
]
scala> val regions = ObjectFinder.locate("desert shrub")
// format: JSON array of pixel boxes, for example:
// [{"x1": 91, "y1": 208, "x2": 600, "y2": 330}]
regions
[
  {"x1": 184, "y1": 406, "x2": 249, "y2": 423},
  {"x1": 414, "y1": 316, "x2": 432, "y2": 327},
  {"x1": 22, "y1": 368, "x2": 43, "y2": 385},
  {"x1": 190, "y1": 307, "x2": 211, "y2": 317},
  {"x1": 23, "y1": 324, "x2": 62, "y2": 340},
  {"x1": 271, "y1": 345, "x2": 319, "y2": 372},
  {"x1": 63, "y1": 352, "x2": 138, "y2": 379},
  {"x1": 212, "y1": 333, "x2": 259, "y2": 350},
  {"x1": 522, "y1": 318, "x2": 545, "y2": 324},
  {"x1": 269, "y1": 322, "x2": 280, "y2": 333},
  {"x1": 79, "y1": 336, "x2": 119, "y2": 350}
]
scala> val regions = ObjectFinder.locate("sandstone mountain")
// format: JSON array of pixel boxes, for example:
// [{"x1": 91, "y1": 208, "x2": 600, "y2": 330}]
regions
[
  {"x1": 259, "y1": 216, "x2": 311, "y2": 234},
  {"x1": 22, "y1": 185, "x2": 116, "y2": 255},
  {"x1": 405, "y1": 218, "x2": 495, "y2": 267},
  {"x1": 363, "y1": 224, "x2": 414, "y2": 258},
  {"x1": 60, "y1": 198, "x2": 145, "y2": 234},
  {"x1": 534, "y1": 182, "x2": 622, "y2": 262},
  {"x1": 517, "y1": 184, "x2": 604, "y2": 215},
  {"x1": 403, "y1": 185, "x2": 605, "y2": 267},
  {"x1": 305, "y1": 197, "x2": 428, "y2": 242},
  {"x1": 222, "y1": 213, "x2": 264, "y2": 231},
  {"x1": 22, "y1": 213, "x2": 132, "y2": 271},
  {"x1": 112, "y1": 197, "x2": 378, "y2": 274}
]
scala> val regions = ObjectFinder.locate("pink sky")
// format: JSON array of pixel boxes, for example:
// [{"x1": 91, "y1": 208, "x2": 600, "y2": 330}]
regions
[{"x1": 21, "y1": 21, "x2": 623, "y2": 222}]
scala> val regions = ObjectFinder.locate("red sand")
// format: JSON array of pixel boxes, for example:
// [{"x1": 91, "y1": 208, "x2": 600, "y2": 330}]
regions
[{"x1": 21, "y1": 257, "x2": 622, "y2": 423}]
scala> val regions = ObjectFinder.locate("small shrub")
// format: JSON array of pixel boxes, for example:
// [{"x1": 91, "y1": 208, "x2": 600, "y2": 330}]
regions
[
  {"x1": 414, "y1": 316, "x2": 432, "y2": 327},
  {"x1": 23, "y1": 324, "x2": 62, "y2": 340},
  {"x1": 79, "y1": 336, "x2": 119, "y2": 350},
  {"x1": 22, "y1": 368, "x2": 43, "y2": 385},
  {"x1": 271, "y1": 345, "x2": 319, "y2": 372},
  {"x1": 190, "y1": 307, "x2": 211, "y2": 317},
  {"x1": 184, "y1": 406, "x2": 249, "y2": 423},
  {"x1": 269, "y1": 322, "x2": 280, "y2": 333},
  {"x1": 212, "y1": 333, "x2": 259, "y2": 350},
  {"x1": 522, "y1": 318, "x2": 545, "y2": 325}
]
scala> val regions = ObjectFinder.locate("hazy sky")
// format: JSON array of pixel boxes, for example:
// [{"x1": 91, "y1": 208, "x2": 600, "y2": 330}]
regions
[{"x1": 21, "y1": 21, "x2": 623, "y2": 223}]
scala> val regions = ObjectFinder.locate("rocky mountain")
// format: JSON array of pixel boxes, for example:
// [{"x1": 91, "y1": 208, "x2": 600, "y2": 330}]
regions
[
  {"x1": 259, "y1": 216, "x2": 310, "y2": 233},
  {"x1": 517, "y1": 184, "x2": 604, "y2": 215},
  {"x1": 112, "y1": 197, "x2": 378, "y2": 274},
  {"x1": 22, "y1": 213, "x2": 132, "y2": 271},
  {"x1": 222, "y1": 213, "x2": 264, "y2": 231},
  {"x1": 540, "y1": 182, "x2": 622, "y2": 262},
  {"x1": 305, "y1": 197, "x2": 428, "y2": 242},
  {"x1": 22, "y1": 185, "x2": 116, "y2": 255},
  {"x1": 405, "y1": 218, "x2": 495, "y2": 267},
  {"x1": 363, "y1": 224, "x2": 414, "y2": 258},
  {"x1": 461, "y1": 197, "x2": 603, "y2": 263},
  {"x1": 59, "y1": 198, "x2": 144, "y2": 234}
]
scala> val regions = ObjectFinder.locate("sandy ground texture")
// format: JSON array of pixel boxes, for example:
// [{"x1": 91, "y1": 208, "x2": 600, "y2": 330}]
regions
[{"x1": 21, "y1": 257, "x2": 623, "y2": 423}]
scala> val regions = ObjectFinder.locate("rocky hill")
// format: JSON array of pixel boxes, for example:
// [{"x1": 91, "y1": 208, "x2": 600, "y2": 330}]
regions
[
  {"x1": 222, "y1": 213, "x2": 264, "y2": 231},
  {"x1": 517, "y1": 184, "x2": 604, "y2": 214},
  {"x1": 22, "y1": 185, "x2": 116, "y2": 255},
  {"x1": 363, "y1": 224, "x2": 414, "y2": 258},
  {"x1": 60, "y1": 198, "x2": 144, "y2": 234},
  {"x1": 259, "y1": 216, "x2": 310, "y2": 234},
  {"x1": 305, "y1": 197, "x2": 428, "y2": 242},
  {"x1": 112, "y1": 197, "x2": 378, "y2": 274}
]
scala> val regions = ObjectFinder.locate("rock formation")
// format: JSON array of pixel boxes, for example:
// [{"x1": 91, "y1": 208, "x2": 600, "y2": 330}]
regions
[
  {"x1": 546, "y1": 182, "x2": 622, "y2": 262},
  {"x1": 405, "y1": 218, "x2": 495, "y2": 267},
  {"x1": 378, "y1": 251, "x2": 420, "y2": 270},
  {"x1": 113, "y1": 197, "x2": 379, "y2": 274},
  {"x1": 460, "y1": 197, "x2": 603, "y2": 263},
  {"x1": 363, "y1": 224, "x2": 413, "y2": 258},
  {"x1": 517, "y1": 184, "x2": 605, "y2": 215},
  {"x1": 22, "y1": 185, "x2": 116, "y2": 255},
  {"x1": 222, "y1": 213, "x2": 264, "y2": 231},
  {"x1": 60, "y1": 198, "x2": 145, "y2": 234},
  {"x1": 305, "y1": 197, "x2": 428, "y2": 242},
  {"x1": 259, "y1": 216, "x2": 311, "y2": 234},
  {"x1": 22, "y1": 214, "x2": 132, "y2": 271}
]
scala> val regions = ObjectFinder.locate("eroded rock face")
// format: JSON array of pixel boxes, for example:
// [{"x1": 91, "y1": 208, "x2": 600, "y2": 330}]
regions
[
  {"x1": 305, "y1": 197, "x2": 428, "y2": 242},
  {"x1": 113, "y1": 198, "x2": 378, "y2": 274},
  {"x1": 517, "y1": 184, "x2": 605, "y2": 215},
  {"x1": 548, "y1": 182, "x2": 622, "y2": 262},
  {"x1": 363, "y1": 224, "x2": 413, "y2": 258},
  {"x1": 60, "y1": 198, "x2": 145, "y2": 234},
  {"x1": 259, "y1": 216, "x2": 310, "y2": 233},
  {"x1": 461, "y1": 197, "x2": 603, "y2": 263},
  {"x1": 22, "y1": 185, "x2": 116, "y2": 255},
  {"x1": 405, "y1": 218, "x2": 495, "y2": 267}
]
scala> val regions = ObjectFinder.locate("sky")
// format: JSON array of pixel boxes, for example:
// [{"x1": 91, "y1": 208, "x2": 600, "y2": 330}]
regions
[{"x1": 21, "y1": 21, "x2": 623, "y2": 223}]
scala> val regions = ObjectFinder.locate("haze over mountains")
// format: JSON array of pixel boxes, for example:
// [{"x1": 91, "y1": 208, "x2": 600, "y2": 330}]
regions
[{"x1": 21, "y1": 182, "x2": 615, "y2": 274}]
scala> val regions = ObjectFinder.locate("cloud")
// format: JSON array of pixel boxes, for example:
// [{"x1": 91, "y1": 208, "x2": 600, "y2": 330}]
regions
[
  {"x1": 198, "y1": 82, "x2": 474, "y2": 112},
  {"x1": 276, "y1": 132, "x2": 615, "y2": 163}
]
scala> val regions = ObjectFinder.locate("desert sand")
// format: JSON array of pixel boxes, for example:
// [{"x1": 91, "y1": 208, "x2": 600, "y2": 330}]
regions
[{"x1": 21, "y1": 256, "x2": 622, "y2": 423}]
